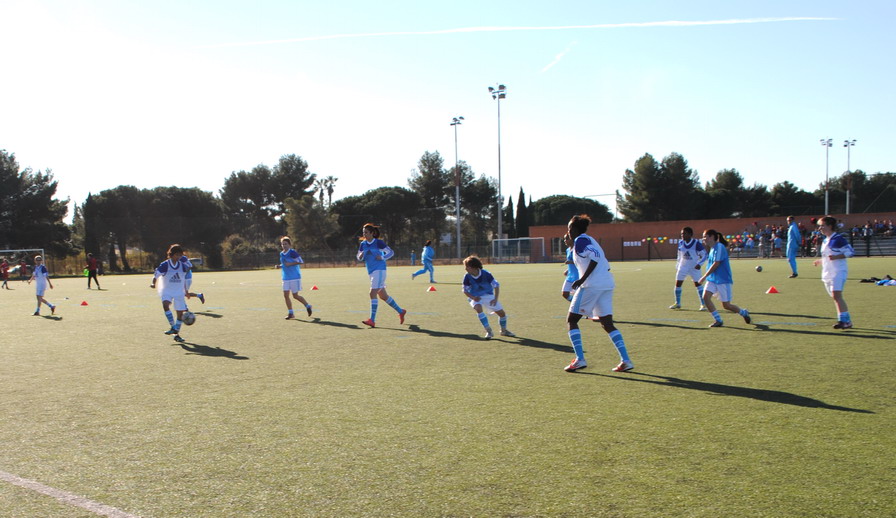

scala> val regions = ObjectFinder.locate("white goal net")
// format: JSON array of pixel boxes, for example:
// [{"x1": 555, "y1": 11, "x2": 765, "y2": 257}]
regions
[{"x1": 491, "y1": 237, "x2": 546, "y2": 263}]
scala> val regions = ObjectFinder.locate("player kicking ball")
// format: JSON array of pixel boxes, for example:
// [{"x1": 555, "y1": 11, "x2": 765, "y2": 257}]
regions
[{"x1": 150, "y1": 244, "x2": 190, "y2": 343}]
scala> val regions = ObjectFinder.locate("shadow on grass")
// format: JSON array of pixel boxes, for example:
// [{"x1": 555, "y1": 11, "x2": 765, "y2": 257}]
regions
[
  {"x1": 176, "y1": 342, "x2": 249, "y2": 360},
  {"x1": 401, "y1": 324, "x2": 573, "y2": 352},
  {"x1": 618, "y1": 319, "x2": 890, "y2": 339},
  {"x1": 750, "y1": 311, "x2": 829, "y2": 320},
  {"x1": 38, "y1": 315, "x2": 63, "y2": 321},
  {"x1": 584, "y1": 371, "x2": 874, "y2": 413},
  {"x1": 194, "y1": 311, "x2": 224, "y2": 319},
  {"x1": 306, "y1": 317, "x2": 362, "y2": 330}
]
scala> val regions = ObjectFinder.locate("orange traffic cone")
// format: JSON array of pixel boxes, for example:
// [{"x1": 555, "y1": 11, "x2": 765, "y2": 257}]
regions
[
  {"x1": 80, "y1": 301, "x2": 89, "y2": 306},
  {"x1": 766, "y1": 286, "x2": 779, "y2": 294},
  {"x1": 427, "y1": 286, "x2": 437, "y2": 292},
  {"x1": 311, "y1": 285, "x2": 319, "y2": 290}
]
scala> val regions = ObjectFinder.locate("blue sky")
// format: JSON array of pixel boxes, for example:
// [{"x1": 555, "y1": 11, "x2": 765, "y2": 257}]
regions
[{"x1": 1, "y1": 1, "x2": 893, "y2": 219}]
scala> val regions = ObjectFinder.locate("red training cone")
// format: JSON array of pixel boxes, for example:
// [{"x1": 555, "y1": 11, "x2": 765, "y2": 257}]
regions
[
  {"x1": 766, "y1": 286, "x2": 779, "y2": 294},
  {"x1": 80, "y1": 301, "x2": 89, "y2": 306},
  {"x1": 427, "y1": 286, "x2": 437, "y2": 292},
  {"x1": 311, "y1": 285, "x2": 319, "y2": 290}
]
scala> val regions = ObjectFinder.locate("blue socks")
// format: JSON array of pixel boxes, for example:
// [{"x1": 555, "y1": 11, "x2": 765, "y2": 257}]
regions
[
  {"x1": 839, "y1": 311, "x2": 851, "y2": 323},
  {"x1": 385, "y1": 296, "x2": 403, "y2": 314},
  {"x1": 370, "y1": 299, "x2": 379, "y2": 321},
  {"x1": 568, "y1": 329, "x2": 585, "y2": 361},
  {"x1": 477, "y1": 313, "x2": 489, "y2": 329},
  {"x1": 674, "y1": 287, "x2": 682, "y2": 305},
  {"x1": 608, "y1": 330, "x2": 630, "y2": 363},
  {"x1": 165, "y1": 310, "x2": 175, "y2": 326},
  {"x1": 712, "y1": 310, "x2": 722, "y2": 323}
]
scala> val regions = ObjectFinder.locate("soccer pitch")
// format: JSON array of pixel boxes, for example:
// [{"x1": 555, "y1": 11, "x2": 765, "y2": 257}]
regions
[{"x1": 1, "y1": 258, "x2": 894, "y2": 517}]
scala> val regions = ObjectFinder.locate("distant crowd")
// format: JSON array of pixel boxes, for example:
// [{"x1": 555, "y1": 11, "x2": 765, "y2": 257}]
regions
[{"x1": 725, "y1": 218, "x2": 894, "y2": 258}]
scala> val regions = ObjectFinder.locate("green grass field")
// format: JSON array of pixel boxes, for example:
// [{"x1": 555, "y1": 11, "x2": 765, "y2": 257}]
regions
[{"x1": 1, "y1": 257, "x2": 894, "y2": 517}]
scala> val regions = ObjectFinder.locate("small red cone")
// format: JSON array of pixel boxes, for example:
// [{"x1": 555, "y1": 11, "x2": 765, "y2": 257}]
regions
[
  {"x1": 766, "y1": 286, "x2": 779, "y2": 294},
  {"x1": 80, "y1": 301, "x2": 89, "y2": 306},
  {"x1": 427, "y1": 286, "x2": 437, "y2": 292},
  {"x1": 311, "y1": 285, "x2": 319, "y2": 290}
]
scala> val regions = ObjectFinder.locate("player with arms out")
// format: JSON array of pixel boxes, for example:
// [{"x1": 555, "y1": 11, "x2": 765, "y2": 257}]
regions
[
  {"x1": 150, "y1": 244, "x2": 190, "y2": 342},
  {"x1": 564, "y1": 214, "x2": 633, "y2": 373},
  {"x1": 669, "y1": 226, "x2": 707, "y2": 310},
  {"x1": 277, "y1": 236, "x2": 312, "y2": 320},
  {"x1": 462, "y1": 255, "x2": 515, "y2": 339},
  {"x1": 697, "y1": 229, "x2": 751, "y2": 328},
  {"x1": 357, "y1": 223, "x2": 407, "y2": 328},
  {"x1": 28, "y1": 255, "x2": 55, "y2": 315},
  {"x1": 813, "y1": 216, "x2": 855, "y2": 329}
]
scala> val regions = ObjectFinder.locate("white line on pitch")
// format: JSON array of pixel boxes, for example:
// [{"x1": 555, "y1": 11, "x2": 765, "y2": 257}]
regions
[{"x1": 0, "y1": 470, "x2": 139, "y2": 518}]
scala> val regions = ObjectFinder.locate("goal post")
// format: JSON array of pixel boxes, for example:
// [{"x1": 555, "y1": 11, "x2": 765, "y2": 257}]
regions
[
  {"x1": 0, "y1": 248, "x2": 46, "y2": 276},
  {"x1": 491, "y1": 237, "x2": 547, "y2": 263}
]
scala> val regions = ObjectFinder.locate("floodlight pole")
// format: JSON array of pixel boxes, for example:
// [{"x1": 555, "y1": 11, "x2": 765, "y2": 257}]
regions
[
  {"x1": 820, "y1": 138, "x2": 832, "y2": 214},
  {"x1": 451, "y1": 116, "x2": 464, "y2": 259},
  {"x1": 488, "y1": 84, "x2": 507, "y2": 239},
  {"x1": 844, "y1": 139, "x2": 856, "y2": 215}
]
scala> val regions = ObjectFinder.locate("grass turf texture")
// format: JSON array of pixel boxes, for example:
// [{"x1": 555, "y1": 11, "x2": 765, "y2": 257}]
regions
[{"x1": 1, "y1": 258, "x2": 894, "y2": 517}]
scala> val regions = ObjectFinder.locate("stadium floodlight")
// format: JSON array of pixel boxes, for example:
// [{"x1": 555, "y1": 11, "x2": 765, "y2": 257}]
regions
[
  {"x1": 820, "y1": 138, "x2": 832, "y2": 214},
  {"x1": 451, "y1": 116, "x2": 464, "y2": 259},
  {"x1": 488, "y1": 84, "x2": 507, "y2": 238},
  {"x1": 844, "y1": 139, "x2": 857, "y2": 215}
]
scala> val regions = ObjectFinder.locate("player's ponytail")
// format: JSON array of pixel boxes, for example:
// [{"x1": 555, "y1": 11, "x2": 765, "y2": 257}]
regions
[{"x1": 362, "y1": 223, "x2": 381, "y2": 239}]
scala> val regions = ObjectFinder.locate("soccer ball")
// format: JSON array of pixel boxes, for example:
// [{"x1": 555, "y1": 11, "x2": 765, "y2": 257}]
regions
[
  {"x1": 755, "y1": 265, "x2": 763, "y2": 272},
  {"x1": 182, "y1": 311, "x2": 196, "y2": 326}
]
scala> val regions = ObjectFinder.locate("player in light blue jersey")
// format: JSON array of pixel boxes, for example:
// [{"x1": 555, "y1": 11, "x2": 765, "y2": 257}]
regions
[
  {"x1": 411, "y1": 240, "x2": 436, "y2": 283},
  {"x1": 27, "y1": 255, "x2": 56, "y2": 316},
  {"x1": 561, "y1": 233, "x2": 579, "y2": 301},
  {"x1": 277, "y1": 236, "x2": 312, "y2": 320},
  {"x1": 150, "y1": 244, "x2": 189, "y2": 342},
  {"x1": 564, "y1": 215, "x2": 633, "y2": 373},
  {"x1": 697, "y1": 229, "x2": 751, "y2": 328},
  {"x1": 786, "y1": 216, "x2": 801, "y2": 278},
  {"x1": 813, "y1": 216, "x2": 855, "y2": 329},
  {"x1": 669, "y1": 226, "x2": 707, "y2": 310},
  {"x1": 462, "y1": 255, "x2": 515, "y2": 339},
  {"x1": 357, "y1": 223, "x2": 406, "y2": 328}
]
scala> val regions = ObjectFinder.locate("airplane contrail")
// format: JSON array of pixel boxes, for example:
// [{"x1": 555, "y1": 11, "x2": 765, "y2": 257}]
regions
[{"x1": 197, "y1": 17, "x2": 836, "y2": 49}]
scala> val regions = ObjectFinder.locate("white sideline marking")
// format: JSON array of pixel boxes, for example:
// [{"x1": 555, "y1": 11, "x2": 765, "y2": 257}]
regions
[{"x1": 0, "y1": 470, "x2": 139, "y2": 518}]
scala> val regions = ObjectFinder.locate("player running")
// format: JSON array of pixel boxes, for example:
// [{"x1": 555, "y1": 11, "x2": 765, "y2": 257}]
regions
[
  {"x1": 462, "y1": 255, "x2": 515, "y2": 339},
  {"x1": 564, "y1": 214, "x2": 634, "y2": 373},
  {"x1": 669, "y1": 226, "x2": 707, "y2": 310},
  {"x1": 697, "y1": 229, "x2": 751, "y2": 328},
  {"x1": 277, "y1": 236, "x2": 312, "y2": 320},
  {"x1": 411, "y1": 240, "x2": 436, "y2": 283},
  {"x1": 150, "y1": 244, "x2": 190, "y2": 342},
  {"x1": 813, "y1": 216, "x2": 855, "y2": 329},
  {"x1": 357, "y1": 223, "x2": 407, "y2": 328}
]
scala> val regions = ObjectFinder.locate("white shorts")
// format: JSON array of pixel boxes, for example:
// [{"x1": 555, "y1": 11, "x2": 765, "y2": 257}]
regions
[
  {"x1": 35, "y1": 281, "x2": 48, "y2": 297},
  {"x1": 703, "y1": 282, "x2": 732, "y2": 303},
  {"x1": 562, "y1": 280, "x2": 576, "y2": 293},
  {"x1": 282, "y1": 279, "x2": 302, "y2": 293},
  {"x1": 161, "y1": 292, "x2": 188, "y2": 311},
  {"x1": 823, "y1": 274, "x2": 847, "y2": 295},
  {"x1": 570, "y1": 287, "x2": 613, "y2": 318},
  {"x1": 675, "y1": 266, "x2": 701, "y2": 283},
  {"x1": 469, "y1": 294, "x2": 504, "y2": 313},
  {"x1": 368, "y1": 270, "x2": 387, "y2": 290}
]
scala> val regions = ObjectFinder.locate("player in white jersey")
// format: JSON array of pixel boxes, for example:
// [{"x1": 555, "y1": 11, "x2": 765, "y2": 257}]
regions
[
  {"x1": 150, "y1": 244, "x2": 189, "y2": 342},
  {"x1": 28, "y1": 255, "x2": 56, "y2": 316},
  {"x1": 813, "y1": 216, "x2": 855, "y2": 329},
  {"x1": 669, "y1": 227, "x2": 707, "y2": 310},
  {"x1": 564, "y1": 214, "x2": 634, "y2": 373}
]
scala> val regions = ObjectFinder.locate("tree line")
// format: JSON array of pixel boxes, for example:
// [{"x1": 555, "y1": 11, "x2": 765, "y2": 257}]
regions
[
  {"x1": 619, "y1": 152, "x2": 896, "y2": 221},
  {"x1": 3, "y1": 148, "x2": 892, "y2": 269}
]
